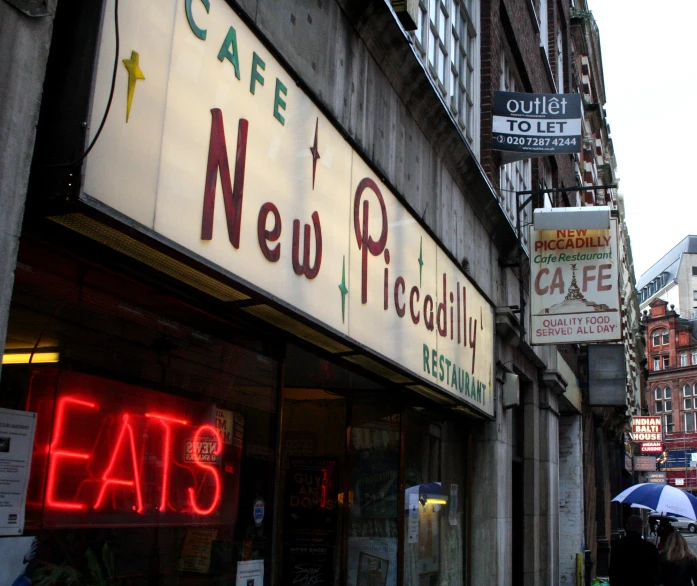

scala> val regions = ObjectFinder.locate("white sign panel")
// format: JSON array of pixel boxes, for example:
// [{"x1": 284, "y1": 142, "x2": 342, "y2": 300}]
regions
[
  {"x1": 530, "y1": 220, "x2": 621, "y2": 345},
  {"x1": 81, "y1": 0, "x2": 494, "y2": 414},
  {"x1": 0, "y1": 408, "x2": 36, "y2": 535}
]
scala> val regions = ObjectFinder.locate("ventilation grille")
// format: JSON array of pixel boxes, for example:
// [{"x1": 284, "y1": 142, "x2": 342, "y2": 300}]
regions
[
  {"x1": 242, "y1": 304, "x2": 351, "y2": 354},
  {"x1": 50, "y1": 213, "x2": 249, "y2": 302},
  {"x1": 343, "y1": 354, "x2": 413, "y2": 384}
]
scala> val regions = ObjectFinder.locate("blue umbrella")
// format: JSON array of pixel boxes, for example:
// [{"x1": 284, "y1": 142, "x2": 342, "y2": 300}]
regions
[{"x1": 612, "y1": 483, "x2": 697, "y2": 521}]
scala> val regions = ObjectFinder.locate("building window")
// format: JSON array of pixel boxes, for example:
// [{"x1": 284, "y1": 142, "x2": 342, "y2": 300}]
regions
[
  {"x1": 685, "y1": 397, "x2": 693, "y2": 410},
  {"x1": 413, "y1": 0, "x2": 479, "y2": 149},
  {"x1": 686, "y1": 412, "x2": 695, "y2": 432},
  {"x1": 692, "y1": 350, "x2": 697, "y2": 365},
  {"x1": 555, "y1": 27, "x2": 564, "y2": 93},
  {"x1": 694, "y1": 291, "x2": 697, "y2": 301},
  {"x1": 498, "y1": 47, "x2": 531, "y2": 248},
  {"x1": 681, "y1": 352, "x2": 689, "y2": 367},
  {"x1": 654, "y1": 357, "x2": 661, "y2": 371},
  {"x1": 665, "y1": 414, "x2": 674, "y2": 433},
  {"x1": 694, "y1": 382, "x2": 697, "y2": 396},
  {"x1": 663, "y1": 330, "x2": 670, "y2": 345},
  {"x1": 685, "y1": 384, "x2": 692, "y2": 398},
  {"x1": 664, "y1": 355, "x2": 670, "y2": 370},
  {"x1": 693, "y1": 266, "x2": 697, "y2": 276},
  {"x1": 657, "y1": 387, "x2": 671, "y2": 412},
  {"x1": 653, "y1": 329, "x2": 669, "y2": 347}
]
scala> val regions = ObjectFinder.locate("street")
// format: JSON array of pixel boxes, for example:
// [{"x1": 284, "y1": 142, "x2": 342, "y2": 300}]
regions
[{"x1": 685, "y1": 532, "x2": 697, "y2": 556}]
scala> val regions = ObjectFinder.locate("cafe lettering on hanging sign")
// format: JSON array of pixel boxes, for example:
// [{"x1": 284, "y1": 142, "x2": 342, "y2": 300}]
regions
[
  {"x1": 632, "y1": 416, "x2": 662, "y2": 442},
  {"x1": 530, "y1": 220, "x2": 621, "y2": 345},
  {"x1": 80, "y1": 0, "x2": 494, "y2": 416},
  {"x1": 492, "y1": 91, "x2": 582, "y2": 155}
]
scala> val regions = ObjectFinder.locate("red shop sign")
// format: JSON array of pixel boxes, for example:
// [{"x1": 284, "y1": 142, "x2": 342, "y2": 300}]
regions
[
  {"x1": 641, "y1": 442, "x2": 665, "y2": 454},
  {"x1": 25, "y1": 370, "x2": 242, "y2": 528}
]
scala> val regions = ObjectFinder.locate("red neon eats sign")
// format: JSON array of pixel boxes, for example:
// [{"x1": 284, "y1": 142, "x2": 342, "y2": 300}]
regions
[{"x1": 27, "y1": 371, "x2": 240, "y2": 528}]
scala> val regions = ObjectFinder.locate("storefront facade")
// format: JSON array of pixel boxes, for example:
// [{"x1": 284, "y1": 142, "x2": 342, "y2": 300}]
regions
[{"x1": 0, "y1": 0, "x2": 573, "y2": 584}]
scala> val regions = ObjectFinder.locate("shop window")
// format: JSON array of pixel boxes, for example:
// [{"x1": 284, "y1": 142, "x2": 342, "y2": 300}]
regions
[
  {"x1": 1, "y1": 242, "x2": 280, "y2": 585},
  {"x1": 403, "y1": 409, "x2": 467, "y2": 585}
]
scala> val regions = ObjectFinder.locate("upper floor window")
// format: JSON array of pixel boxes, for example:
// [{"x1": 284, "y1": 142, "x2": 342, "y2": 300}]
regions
[
  {"x1": 693, "y1": 291, "x2": 697, "y2": 301},
  {"x1": 663, "y1": 355, "x2": 670, "y2": 370},
  {"x1": 414, "y1": 0, "x2": 479, "y2": 150},
  {"x1": 692, "y1": 266, "x2": 697, "y2": 276},
  {"x1": 655, "y1": 387, "x2": 672, "y2": 412},
  {"x1": 692, "y1": 350, "x2": 697, "y2": 365},
  {"x1": 555, "y1": 26, "x2": 564, "y2": 93},
  {"x1": 654, "y1": 357, "x2": 660, "y2": 371},
  {"x1": 652, "y1": 329, "x2": 669, "y2": 347},
  {"x1": 681, "y1": 352, "x2": 689, "y2": 367}
]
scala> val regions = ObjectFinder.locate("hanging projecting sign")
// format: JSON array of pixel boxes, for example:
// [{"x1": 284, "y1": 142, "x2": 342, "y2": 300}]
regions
[
  {"x1": 492, "y1": 91, "x2": 582, "y2": 155},
  {"x1": 530, "y1": 219, "x2": 621, "y2": 345},
  {"x1": 632, "y1": 416, "x2": 662, "y2": 442},
  {"x1": 78, "y1": 0, "x2": 495, "y2": 416}
]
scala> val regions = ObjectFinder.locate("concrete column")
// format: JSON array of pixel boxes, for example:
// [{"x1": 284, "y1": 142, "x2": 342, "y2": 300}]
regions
[
  {"x1": 0, "y1": 0, "x2": 57, "y2": 382},
  {"x1": 538, "y1": 385, "x2": 560, "y2": 586},
  {"x1": 559, "y1": 414, "x2": 584, "y2": 586},
  {"x1": 523, "y1": 381, "x2": 541, "y2": 586},
  {"x1": 470, "y1": 380, "x2": 512, "y2": 586}
]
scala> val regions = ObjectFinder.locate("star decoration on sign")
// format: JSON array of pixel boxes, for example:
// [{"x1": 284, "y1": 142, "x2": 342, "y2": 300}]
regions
[
  {"x1": 338, "y1": 256, "x2": 349, "y2": 324},
  {"x1": 418, "y1": 237, "x2": 424, "y2": 287},
  {"x1": 122, "y1": 50, "x2": 145, "y2": 123},
  {"x1": 309, "y1": 118, "x2": 320, "y2": 189}
]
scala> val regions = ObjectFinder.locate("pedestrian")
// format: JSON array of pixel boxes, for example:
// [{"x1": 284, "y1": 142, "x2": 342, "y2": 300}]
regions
[
  {"x1": 608, "y1": 515, "x2": 661, "y2": 586},
  {"x1": 659, "y1": 531, "x2": 697, "y2": 586},
  {"x1": 659, "y1": 518, "x2": 677, "y2": 550},
  {"x1": 650, "y1": 516, "x2": 658, "y2": 537}
]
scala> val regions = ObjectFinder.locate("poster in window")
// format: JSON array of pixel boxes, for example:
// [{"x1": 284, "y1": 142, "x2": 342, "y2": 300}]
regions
[
  {"x1": 283, "y1": 457, "x2": 339, "y2": 543},
  {"x1": 282, "y1": 545, "x2": 334, "y2": 586}
]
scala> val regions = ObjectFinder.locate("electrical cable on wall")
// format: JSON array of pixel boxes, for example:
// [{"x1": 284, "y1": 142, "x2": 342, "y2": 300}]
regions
[{"x1": 45, "y1": 0, "x2": 120, "y2": 168}]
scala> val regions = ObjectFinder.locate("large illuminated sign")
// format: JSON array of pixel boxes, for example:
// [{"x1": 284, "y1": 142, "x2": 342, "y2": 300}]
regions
[
  {"x1": 26, "y1": 370, "x2": 242, "y2": 528},
  {"x1": 79, "y1": 0, "x2": 495, "y2": 416}
]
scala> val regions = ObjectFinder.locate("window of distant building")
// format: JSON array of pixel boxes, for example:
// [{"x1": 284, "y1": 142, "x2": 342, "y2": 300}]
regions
[
  {"x1": 686, "y1": 412, "x2": 695, "y2": 432},
  {"x1": 681, "y1": 352, "x2": 689, "y2": 367},
  {"x1": 664, "y1": 355, "x2": 670, "y2": 370},
  {"x1": 413, "y1": 0, "x2": 479, "y2": 151},
  {"x1": 665, "y1": 414, "x2": 674, "y2": 433},
  {"x1": 653, "y1": 329, "x2": 669, "y2": 347},
  {"x1": 693, "y1": 291, "x2": 697, "y2": 301},
  {"x1": 654, "y1": 357, "x2": 661, "y2": 371},
  {"x1": 692, "y1": 266, "x2": 697, "y2": 276},
  {"x1": 692, "y1": 350, "x2": 697, "y2": 365},
  {"x1": 656, "y1": 387, "x2": 672, "y2": 412}
]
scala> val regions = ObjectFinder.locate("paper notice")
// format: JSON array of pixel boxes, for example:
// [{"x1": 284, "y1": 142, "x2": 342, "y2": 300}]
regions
[
  {"x1": 0, "y1": 408, "x2": 36, "y2": 536},
  {"x1": 179, "y1": 528, "x2": 218, "y2": 573},
  {"x1": 236, "y1": 559, "x2": 264, "y2": 586}
]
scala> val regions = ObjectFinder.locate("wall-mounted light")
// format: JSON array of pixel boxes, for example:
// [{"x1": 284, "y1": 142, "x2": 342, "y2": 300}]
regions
[{"x1": 2, "y1": 350, "x2": 60, "y2": 364}]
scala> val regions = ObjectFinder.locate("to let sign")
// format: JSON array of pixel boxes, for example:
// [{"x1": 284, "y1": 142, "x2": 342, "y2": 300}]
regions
[{"x1": 492, "y1": 91, "x2": 582, "y2": 155}]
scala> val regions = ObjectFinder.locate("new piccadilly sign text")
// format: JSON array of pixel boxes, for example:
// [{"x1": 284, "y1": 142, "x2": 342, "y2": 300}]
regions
[
  {"x1": 79, "y1": 0, "x2": 494, "y2": 415},
  {"x1": 530, "y1": 223, "x2": 621, "y2": 345},
  {"x1": 492, "y1": 91, "x2": 582, "y2": 156}
]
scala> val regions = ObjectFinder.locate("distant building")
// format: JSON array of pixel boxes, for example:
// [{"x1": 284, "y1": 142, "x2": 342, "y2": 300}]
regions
[
  {"x1": 637, "y1": 235, "x2": 697, "y2": 319},
  {"x1": 643, "y1": 298, "x2": 697, "y2": 490}
]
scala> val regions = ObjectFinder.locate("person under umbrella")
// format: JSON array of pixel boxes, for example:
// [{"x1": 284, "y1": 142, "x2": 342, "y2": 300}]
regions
[
  {"x1": 608, "y1": 515, "x2": 660, "y2": 586},
  {"x1": 659, "y1": 530, "x2": 697, "y2": 585}
]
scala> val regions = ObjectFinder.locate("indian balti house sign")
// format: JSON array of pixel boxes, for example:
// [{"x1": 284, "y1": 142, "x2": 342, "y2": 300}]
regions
[
  {"x1": 76, "y1": 0, "x2": 495, "y2": 415},
  {"x1": 530, "y1": 220, "x2": 621, "y2": 345}
]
